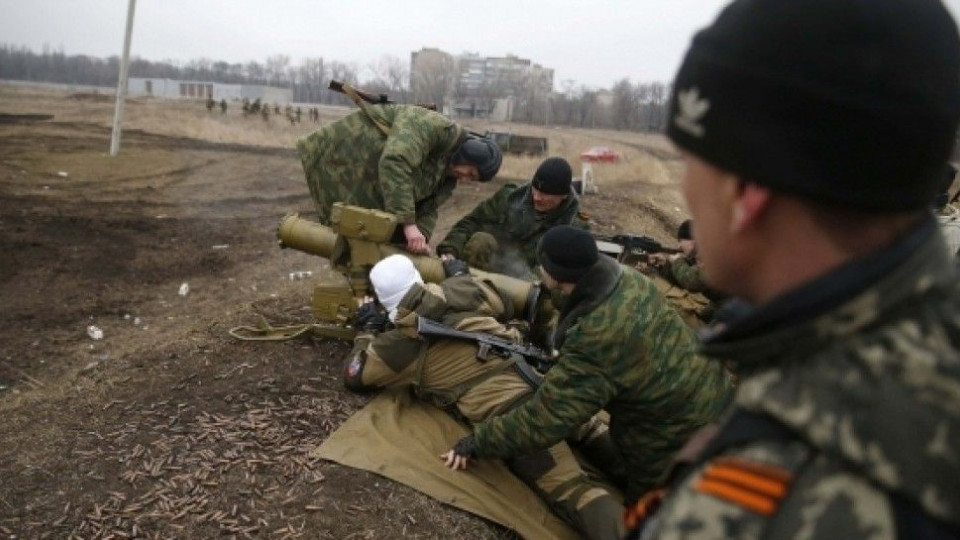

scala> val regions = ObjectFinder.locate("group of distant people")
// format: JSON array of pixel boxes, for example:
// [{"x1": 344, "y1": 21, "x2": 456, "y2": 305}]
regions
[
  {"x1": 204, "y1": 96, "x2": 321, "y2": 126},
  {"x1": 290, "y1": 0, "x2": 960, "y2": 538}
]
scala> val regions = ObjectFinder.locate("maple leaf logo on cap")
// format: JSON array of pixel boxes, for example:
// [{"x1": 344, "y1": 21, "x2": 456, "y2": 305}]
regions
[{"x1": 674, "y1": 87, "x2": 710, "y2": 138}]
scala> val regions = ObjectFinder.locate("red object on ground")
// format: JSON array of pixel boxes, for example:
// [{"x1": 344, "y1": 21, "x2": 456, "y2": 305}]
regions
[{"x1": 580, "y1": 146, "x2": 620, "y2": 163}]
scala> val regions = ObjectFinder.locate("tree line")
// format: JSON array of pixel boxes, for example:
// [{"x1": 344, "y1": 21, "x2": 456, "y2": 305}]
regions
[{"x1": 0, "y1": 43, "x2": 674, "y2": 131}]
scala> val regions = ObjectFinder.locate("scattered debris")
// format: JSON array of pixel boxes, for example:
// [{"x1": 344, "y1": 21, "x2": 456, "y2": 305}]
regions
[
  {"x1": 57, "y1": 171, "x2": 69, "y2": 177},
  {"x1": 86, "y1": 325, "x2": 104, "y2": 340},
  {"x1": 212, "y1": 244, "x2": 230, "y2": 250},
  {"x1": 178, "y1": 283, "x2": 190, "y2": 297},
  {"x1": 288, "y1": 271, "x2": 313, "y2": 281}
]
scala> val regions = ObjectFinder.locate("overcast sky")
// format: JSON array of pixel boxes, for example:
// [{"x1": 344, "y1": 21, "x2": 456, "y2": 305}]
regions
[{"x1": 2, "y1": 0, "x2": 960, "y2": 90}]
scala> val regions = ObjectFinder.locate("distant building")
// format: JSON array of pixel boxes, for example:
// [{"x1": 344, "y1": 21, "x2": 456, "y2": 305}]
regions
[
  {"x1": 409, "y1": 48, "x2": 555, "y2": 121},
  {"x1": 128, "y1": 78, "x2": 292, "y2": 103}
]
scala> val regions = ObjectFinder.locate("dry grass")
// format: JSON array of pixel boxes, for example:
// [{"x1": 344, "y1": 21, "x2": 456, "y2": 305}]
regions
[{"x1": 0, "y1": 82, "x2": 689, "y2": 240}]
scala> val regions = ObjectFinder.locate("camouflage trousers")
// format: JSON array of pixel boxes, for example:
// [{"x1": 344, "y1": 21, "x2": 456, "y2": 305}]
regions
[
  {"x1": 463, "y1": 232, "x2": 537, "y2": 281},
  {"x1": 506, "y1": 414, "x2": 625, "y2": 540}
]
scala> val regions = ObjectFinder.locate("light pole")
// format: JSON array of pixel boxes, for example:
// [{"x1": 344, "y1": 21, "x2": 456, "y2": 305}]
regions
[{"x1": 109, "y1": 0, "x2": 137, "y2": 157}]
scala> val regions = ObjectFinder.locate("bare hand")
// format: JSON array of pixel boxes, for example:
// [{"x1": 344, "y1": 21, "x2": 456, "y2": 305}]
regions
[
  {"x1": 647, "y1": 253, "x2": 670, "y2": 267},
  {"x1": 403, "y1": 224, "x2": 430, "y2": 255},
  {"x1": 439, "y1": 450, "x2": 471, "y2": 471}
]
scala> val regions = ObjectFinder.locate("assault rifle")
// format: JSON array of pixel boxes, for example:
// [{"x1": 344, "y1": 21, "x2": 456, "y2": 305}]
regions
[
  {"x1": 416, "y1": 317, "x2": 554, "y2": 374},
  {"x1": 596, "y1": 233, "x2": 681, "y2": 265},
  {"x1": 610, "y1": 234, "x2": 681, "y2": 255},
  {"x1": 328, "y1": 80, "x2": 437, "y2": 111}
]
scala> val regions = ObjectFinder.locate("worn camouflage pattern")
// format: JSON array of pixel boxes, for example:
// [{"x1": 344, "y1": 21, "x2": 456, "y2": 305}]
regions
[
  {"x1": 472, "y1": 256, "x2": 735, "y2": 502},
  {"x1": 665, "y1": 256, "x2": 708, "y2": 293},
  {"x1": 342, "y1": 275, "x2": 625, "y2": 540},
  {"x1": 297, "y1": 104, "x2": 463, "y2": 239},
  {"x1": 437, "y1": 183, "x2": 590, "y2": 278},
  {"x1": 640, "y1": 223, "x2": 960, "y2": 539}
]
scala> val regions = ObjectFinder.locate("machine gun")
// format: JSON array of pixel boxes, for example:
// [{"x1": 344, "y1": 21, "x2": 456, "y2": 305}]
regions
[
  {"x1": 328, "y1": 80, "x2": 437, "y2": 111},
  {"x1": 243, "y1": 204, "x2": 550, "y2": 342},
  {"x1": 416, "y1": 317, "x2": 555, "y2": 380}
]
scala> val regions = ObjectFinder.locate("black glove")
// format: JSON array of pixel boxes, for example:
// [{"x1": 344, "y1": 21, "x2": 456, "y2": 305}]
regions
[
  {"x1": 442, "y1": 257, "x2": 470, "y2": 278},
  {"x1": 355, "y1": 302, "x2": 388, "y2": 332},
  {"x1": 451, "y1": 434, "x2": 478, "y2": 459}
]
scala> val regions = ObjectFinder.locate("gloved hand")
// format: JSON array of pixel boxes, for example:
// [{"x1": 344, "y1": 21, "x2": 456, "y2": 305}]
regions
[
  {"x1": 440, "y1": 434, "x2": 477, "y2": 470},
  {"x1": 355, "y1": 301, "x2": 389, "y2": 332},
  {"x1": 442, "y1": 257, "x2": 469, "y2": 278}
]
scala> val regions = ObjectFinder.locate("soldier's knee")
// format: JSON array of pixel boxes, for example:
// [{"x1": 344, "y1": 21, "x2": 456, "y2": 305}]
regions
[{"x1": 463, "y1": 232, "x2": 499, "y2": 270}]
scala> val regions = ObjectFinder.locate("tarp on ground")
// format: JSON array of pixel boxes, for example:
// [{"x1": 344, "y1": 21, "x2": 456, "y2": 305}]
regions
[{"x1": 312, "y1": 388, "x2": 581, "y2": 540}]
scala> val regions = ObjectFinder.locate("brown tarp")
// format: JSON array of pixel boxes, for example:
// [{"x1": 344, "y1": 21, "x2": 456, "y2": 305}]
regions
[{"x1": 312, "y1": 388, "x2": 582, "y2": 540}]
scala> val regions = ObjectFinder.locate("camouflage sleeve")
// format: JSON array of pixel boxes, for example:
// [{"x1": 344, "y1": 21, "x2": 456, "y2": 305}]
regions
[
  {"x1": 572, "y1": 211, "x2": 591, "y2": 232},
  {"x1": 668, "y1": 257, "x2": 707, "y2": 293},
  {"x1": 642, "y1": 443, "x2": 896, "y2": 540},
  {"x1": 342, "y1": 329, "x2": 423, "y2": 392},
  {"x1": 472, "y1": 329, "x2": 618, "y2": 458},
  {"x1": 437, "y1": 186, "x2": 513, "y2": 256},
  {"x1": 378, "y1": 109, "x2": 448, "y2": 224}
]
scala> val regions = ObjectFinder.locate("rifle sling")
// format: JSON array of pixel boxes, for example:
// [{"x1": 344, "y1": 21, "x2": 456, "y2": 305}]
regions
[{"x1": 340, "y1": 83, "x2": 391, "y2": 137}]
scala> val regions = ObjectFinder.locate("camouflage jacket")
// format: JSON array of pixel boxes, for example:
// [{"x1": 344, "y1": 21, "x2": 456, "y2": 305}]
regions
[
  {"x1": 343, "y1": 276, "x2": 530, "y2": 422},
  {"x1": 640, "y1": 219, "x2": 960, "y2": 539},
  {"x1": 297, "y1": 104, "x2": 463, "y2": 239},
  {"x1": 664, "y1": 256, "x2": 708, "y2": 293},
  {"x1": 472, "y1": 256, "x2": 734, "y2": 502},
  {"x1": 437, "y1": 183, "x2": 590, "y2": 269}
]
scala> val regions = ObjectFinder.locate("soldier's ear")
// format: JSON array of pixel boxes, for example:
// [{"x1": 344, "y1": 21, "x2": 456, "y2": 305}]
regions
[{"x1": 730, "y1": 180, "x2": 771, "y2": 234}]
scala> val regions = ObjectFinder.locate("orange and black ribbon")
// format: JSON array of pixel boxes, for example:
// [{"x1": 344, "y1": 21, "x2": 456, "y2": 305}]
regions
[{"x1": 694, "y1": 457, "x2": 794, "y2": 515}]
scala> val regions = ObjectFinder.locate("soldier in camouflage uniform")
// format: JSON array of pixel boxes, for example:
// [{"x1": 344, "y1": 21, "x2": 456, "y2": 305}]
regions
[
  {"x1": 297, "y1": 104, "x2": 502, "y2": 254},
  {"x1": 343, "y1": 255, "x2": 624, "y2": 540},
  {"x1": 649, "y1": 220, "x2": 706, "y2": 293},
  {"x1": 627, "y1": 0, "x2": 960, "y2": 538},
  {"x1": 648, "y1": 220, "x2": 725, "y2": 324},
  {"x1": 443, "y1": 226, "x2": 734, "y2": 505},
  {"x1": 437, "y1": 157, "x2": 590, "y2": 280}
]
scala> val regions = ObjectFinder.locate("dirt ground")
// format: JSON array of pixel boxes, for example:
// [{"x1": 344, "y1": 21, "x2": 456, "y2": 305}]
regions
[{"x1": 0, "y1": 84, "x2": 687, "y2": 540}]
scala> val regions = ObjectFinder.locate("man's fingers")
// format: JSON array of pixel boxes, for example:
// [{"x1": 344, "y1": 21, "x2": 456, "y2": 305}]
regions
[{"x1": 439, "y1": 451, "x2": 470, "y2": 470}]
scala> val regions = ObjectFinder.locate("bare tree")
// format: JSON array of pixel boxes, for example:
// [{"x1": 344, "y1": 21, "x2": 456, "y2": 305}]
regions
[{"x1": 411, "y1": 53, "x2": 455, "y2": 112}]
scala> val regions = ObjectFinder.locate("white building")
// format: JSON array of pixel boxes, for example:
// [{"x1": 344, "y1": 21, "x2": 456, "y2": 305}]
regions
[{"x1": 128, "y1": 78, "x2": 292, "y2": 103}]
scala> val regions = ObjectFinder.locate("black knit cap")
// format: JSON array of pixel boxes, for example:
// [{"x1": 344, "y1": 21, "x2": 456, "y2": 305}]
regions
[
  {"x1": 667, "y1": 0, "x2": 960, "y2": 212},
  {"x1": 531, "y1": 157, "x2": 573, "y2": 195},
  {"x1": 451, "y1": 136, "x2": 502, "y2": 182},
  {"x1": 537, "y1": 225, "x2": 599, "y2": 282},
  {"x1": 677, "y1": 219, "x2": 693, "y2": 241}
]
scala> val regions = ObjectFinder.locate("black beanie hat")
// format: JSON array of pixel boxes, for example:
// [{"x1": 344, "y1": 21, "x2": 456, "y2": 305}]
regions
[
  {"x1": 668, "y1": 0, "x2": 960, "y2": 212},
  {"x1": 531, "y1": 157, "x2": 573, "y2": 195},
  {"x1": 677, "y1": 220, "x2": 693, "y2": 241},
  {"x1": 452, "y1": 136, "x2": 503, "y2": 182},
  {"x1": 537, "y1": 225, "x2": 599, "y2": 282}
]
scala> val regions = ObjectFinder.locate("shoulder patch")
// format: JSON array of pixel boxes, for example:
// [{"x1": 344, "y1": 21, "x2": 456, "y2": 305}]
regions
[{"x1": 694, "y1": 457, "x2": 794, "y2": 516}]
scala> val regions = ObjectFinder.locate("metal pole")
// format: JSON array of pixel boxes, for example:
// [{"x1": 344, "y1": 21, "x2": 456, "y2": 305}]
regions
[{"x1": 109, "y1": 0, "x2": 137, "y2": 157}]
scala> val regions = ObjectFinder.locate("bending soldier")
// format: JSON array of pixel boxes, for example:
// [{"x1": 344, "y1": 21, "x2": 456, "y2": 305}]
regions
[
  {"x1": 443, "y1": 226, "x2": 734, "y2": 505},
  {"x1": 438, "y1": 157, "x2": 590, "y2": 279},
  {"x1": 342, "y1": 254, "x2": 624, "y2": 540},
  {"x1": 297, "y1": 104, "x2": 502, "y2": 254}
]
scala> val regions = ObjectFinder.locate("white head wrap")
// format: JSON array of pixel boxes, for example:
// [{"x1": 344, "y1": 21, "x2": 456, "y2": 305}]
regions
[{"x1": 369, "y1": 254, "x2": 423, "y2": 321}]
